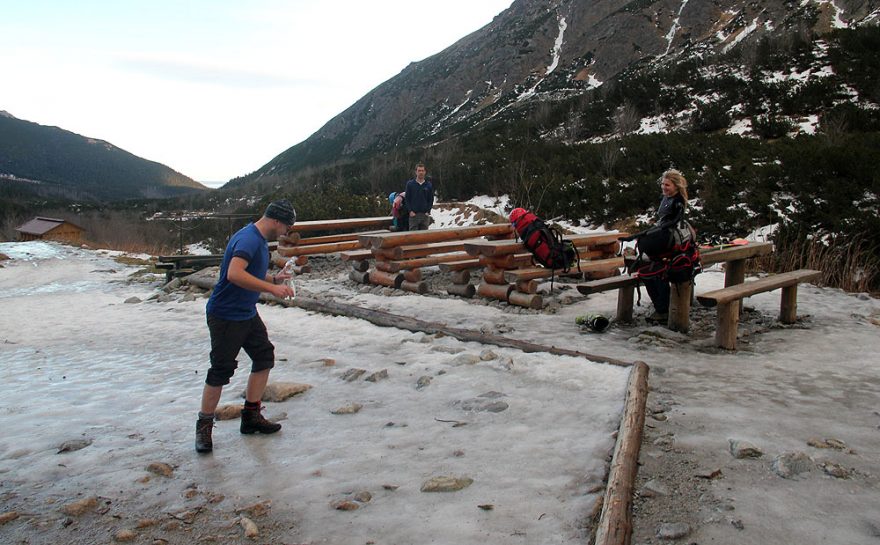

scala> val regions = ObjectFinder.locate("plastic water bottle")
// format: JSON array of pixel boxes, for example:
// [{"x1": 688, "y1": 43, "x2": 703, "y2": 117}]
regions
[{"x1": 281, "y1": 259, "x2": 297, "y2": 299}]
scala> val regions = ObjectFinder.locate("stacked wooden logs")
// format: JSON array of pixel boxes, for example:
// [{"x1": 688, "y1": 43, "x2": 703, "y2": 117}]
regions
[
  {"x1": 273, "y1": 216, "x2": 393, "y2": 276},
  {"x1": 464, "y1": 233, "x2": 627, "y2": 309},
  {"x1": 355, "y1": 224, "x2": 516, "y2": 294}
]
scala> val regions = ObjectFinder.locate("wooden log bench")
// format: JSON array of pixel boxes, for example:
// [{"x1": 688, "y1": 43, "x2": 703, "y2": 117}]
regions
[
  {"x1": 575, "y1": 241, "x2": 774, "y2": 330},
  {"x1": 696, "y1": 269, "x2": 822, "y2": 349}
]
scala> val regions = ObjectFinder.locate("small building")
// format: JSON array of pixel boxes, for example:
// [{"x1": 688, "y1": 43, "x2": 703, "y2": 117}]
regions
[{"x1": 15, "y1": 217, "x2": 85, "y2": 243}]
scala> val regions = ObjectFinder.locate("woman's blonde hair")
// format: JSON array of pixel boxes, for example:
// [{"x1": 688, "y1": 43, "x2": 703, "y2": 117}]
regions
[{"x1": 662, "y1": 169, "x2": 688, "y2": 206}]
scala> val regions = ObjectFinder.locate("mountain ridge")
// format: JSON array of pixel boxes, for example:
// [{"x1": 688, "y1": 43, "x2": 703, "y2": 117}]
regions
[
  {"x1": 230, "y1": 0, "x2": 879, "y2": 188},
  {"x1": 0, "y1": 113, "x2": 207, "y2": 201}
]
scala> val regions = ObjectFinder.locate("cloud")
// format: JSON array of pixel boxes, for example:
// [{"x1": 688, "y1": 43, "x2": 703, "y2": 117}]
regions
[{"x1": 115, "y1": 55, "x2": 316, "y2": 88}]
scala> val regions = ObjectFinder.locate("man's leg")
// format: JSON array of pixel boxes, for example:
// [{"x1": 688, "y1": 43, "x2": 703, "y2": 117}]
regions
[
  {"x1": 240, "y1": 316, "x2": 282, "y2": 435},
  {"x1": 245, "y1": 369, "x2": 270, "y2": 404},
  {"x1": 197, "y1": 315, "x2": 245, "y2": 453}
]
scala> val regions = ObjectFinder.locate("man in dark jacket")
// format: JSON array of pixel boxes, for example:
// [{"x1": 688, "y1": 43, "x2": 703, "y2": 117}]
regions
[{"x1": 404, "y1": 162, "x2": 433, "y2": 230}]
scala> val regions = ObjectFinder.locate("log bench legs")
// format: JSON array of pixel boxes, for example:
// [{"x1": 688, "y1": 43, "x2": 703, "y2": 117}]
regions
[
  {"x1": 715, "y1": 301, "x2": 740, "y2": 350},
  {"x1": 667, "y1": 282, "x2": 692, "y2": 333},
  {"x1": 616, "y1": 284, "x2": 635, "y2": 323}
]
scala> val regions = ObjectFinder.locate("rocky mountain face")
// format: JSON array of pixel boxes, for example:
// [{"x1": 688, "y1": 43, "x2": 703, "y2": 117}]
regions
[
  {"x1": 236, "y1": 0, "x2": 879, "y2": 185},
  {"x1": 0, "y1": 113, "x2": 206, "y2": 201}
]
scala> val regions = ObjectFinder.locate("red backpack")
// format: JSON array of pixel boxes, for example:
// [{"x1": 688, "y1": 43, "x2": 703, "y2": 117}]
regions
[{"x1": 509, "y1": 208, "x2": 578, "y2": 271}]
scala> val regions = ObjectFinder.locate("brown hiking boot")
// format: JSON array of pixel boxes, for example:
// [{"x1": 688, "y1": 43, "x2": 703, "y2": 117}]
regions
[
  {"x1": 195, "y1": 416, "x2": 214, "y2": 453},
  {"x1": 240, "y1": 407, "x2": 282, "y2": 435}
]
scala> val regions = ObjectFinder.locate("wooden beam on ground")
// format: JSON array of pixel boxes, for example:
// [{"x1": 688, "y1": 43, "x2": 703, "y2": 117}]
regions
[
  {"x1": 447, "y1": 283, "x2": 476, "y2": 298},
  {"x1": 290, "y1": 216, "x2": 393, "y2": 233},
  {"x1": 477, "y1": 282, "x2": 513, "y2": 302},
  {"x1": 359, "y1": 224, "x2": 513, "y2": 249},
  {"x1": 277, "y1": 240, "x2": 363, "y2": 257},
  {"x1": 508, "y1": 291, "x2": 543, "y2": 309},
  {"x1": 368, "y1": 269, "x2": 404, "y2": 289},
  {"x1": 185, "y1": 271, "x2": 635, "y2": 368},
  {"x1": 505, "y1": 257, "x2": 624, "y2": 282},
  {"x1": 594, "y1": 361, "x2": 649, "y2": 545}
]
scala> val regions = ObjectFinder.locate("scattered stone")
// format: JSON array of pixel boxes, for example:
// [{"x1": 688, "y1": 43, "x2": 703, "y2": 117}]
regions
[
  {"x1": 124, "y1": 297, "x2": 142, "y2": 304},
  {"x1": 657, "y1": 522, "x2": 691, "y2": 540},
  {"x1": 478, "y1": 504, "x2": 494, "y2": 511},
  {"x1": 340, "y1": 369, "x2": 367, "y2": 382},
  {"x1": 207, "y1": 493, "x2": 225, "y2": 504},
  {"x1": 331, "y1": 500, "x2": 360, "y2": 511},
  {"x1": 183, "y1": 488, "x2": 199, "y2": 499},
  {"x1": 771, "y1": 452, "x2": 813, "y2": 479},
  {"x1": 807, "y1": 437, "x2": 848, "y2": 450},
  {"x1": 240, "y1": 516, "x2": 259, "y2": 538},
  {"x1": 315, "y1": 358, "x2": 336, "y2": 366},
  {"x1": 61, "y1": 497, "x2": 98, "y2": 516},
  {"x1": 432, "y1": 345, "x2": 466, "y2": 354},
  {"x1": 57, "y1": 438, "x2": 93, "y2": 453},
  {"x1": 162, "y1": 278, "x2": 182, "y2": 292},
  {"x1": 331, "y1": 403, "x2": 363, "y2": 415},
  {"x1": 650, "y1": 413, "x2": 668, "y2": 422},
  {"x1": 382, "y1": 484, "x2": 399, "y2": 491},
  {"x1": 453, "y1": 449, "x2": 465, "y2": 457},
  {"x1": 354, "y1": 491, "x2": 372, "y2": 503},
  {"x1": 115, "y1": 529, "x2": 137, "y2": 542},
  {"x1": 450, "y1": 353, "x2": 482, "y2": 366},
  {"x1": 642, "y1": 479, "x2": 670, "y2": 497},
  {"x1": 731, "y1": 519, "x2": 745, "y2": 530},
  {"x1": 136, "y1": 519, "x2": 160, "y2": 529},
  {"x1": 416, "y1": 376, "x2": 432, "y2": 390},
  {"x1": 0, "y1": 511, "x2": 20, "y2": 525},
  {"x1": 365, "y1": 369, "x2": 389, "y2": 382},
  {"x1": 820, "y1": 461, "x2": 852, "y2": 479},
  {"x1": 136, "y1": 476, "x2": 151, "y2": 484},
  {"x1": 457, "y1": 397, "x2": 509, "y2": 413},
  {"x1": 695, "y1": 468, "x2": 723, "y2": 480},
  {"x1": 653, "y1": 436, "x2": 674, "y2": 447},
  {"x1": 146, "y1": 462, "x2": 174, "y2": 477},
  {"x1": 479, "y1": 349, "x2": 498, "y2": 361},
  {"x1": 420, "y1": 476, "x2": 474, "y2": 492},
  {"x1": 729, "y1": 440, "x2": 763, "y2": 459},
  {"x1": 259, "y1": 382, "x2": 312, "y2": 402},
  {"x1": 236, "y1": 500, "x2": 272, "y2": 518},
  {"x1": 215, "y1": 405, "x2": 242, "y2": 420},
  {"x1": 641, "y1": 326, "x2": 690, "y2": 343}
]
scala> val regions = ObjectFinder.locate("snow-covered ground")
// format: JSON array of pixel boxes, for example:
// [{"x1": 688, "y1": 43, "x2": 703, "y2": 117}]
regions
[
  {"x1": 2, "y1": 238, "x2": 879, "y2": 544},
  {"x1": 0, "y1": 241, "x2": 628, "y2": 544}
]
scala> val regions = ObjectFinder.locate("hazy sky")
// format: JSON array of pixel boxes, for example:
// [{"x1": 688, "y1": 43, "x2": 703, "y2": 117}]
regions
[{"x1": 0, "y1": 1, "x2": 512, "y2": 184}]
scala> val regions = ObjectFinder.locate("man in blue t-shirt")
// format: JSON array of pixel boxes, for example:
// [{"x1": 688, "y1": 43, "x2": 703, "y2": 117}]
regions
[
  {"x1": 196, "y1": 200, "x2": 297, "y2": 454},
  {"x1": 404, "y1": 162, "x2": 433, "y2": 230}
]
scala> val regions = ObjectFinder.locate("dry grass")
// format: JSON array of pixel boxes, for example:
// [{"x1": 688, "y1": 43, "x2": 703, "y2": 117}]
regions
[{"x1": 753, "y1": 231, "x2": 879, "y2": 294}]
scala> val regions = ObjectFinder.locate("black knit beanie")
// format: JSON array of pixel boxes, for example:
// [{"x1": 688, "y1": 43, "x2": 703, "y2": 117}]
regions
[{"x1": 264, "y1": 199, "x2": 296, "y2": 226}]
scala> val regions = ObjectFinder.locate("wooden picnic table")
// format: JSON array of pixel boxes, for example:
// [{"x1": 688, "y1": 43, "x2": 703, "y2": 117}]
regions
[{"x1": 575, "y1": 241, "x2": 775, "y2": 330}]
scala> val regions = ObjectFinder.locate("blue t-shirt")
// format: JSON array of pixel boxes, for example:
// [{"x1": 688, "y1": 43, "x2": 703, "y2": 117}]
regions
[{"x1": 206, "y1": 223, "x2": 269, "y2": 321}]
